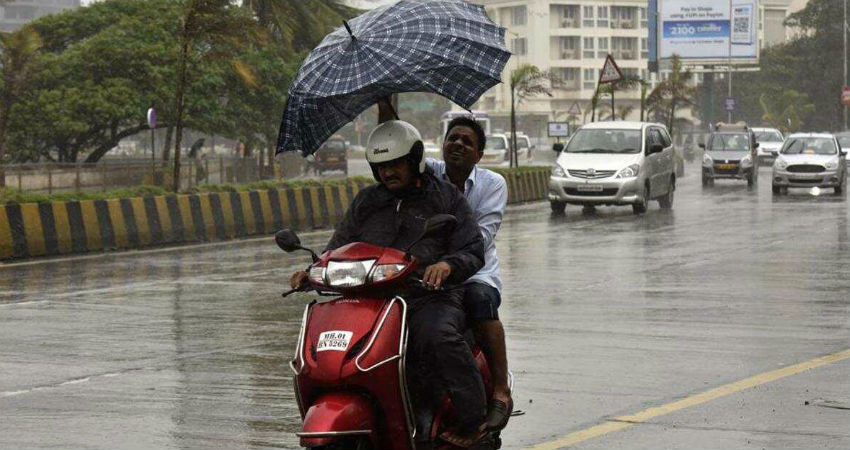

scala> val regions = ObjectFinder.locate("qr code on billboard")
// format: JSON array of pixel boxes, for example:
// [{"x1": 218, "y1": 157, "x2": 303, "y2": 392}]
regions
[{"x1": 733, "y1": 17, "x2": 749, "y2": 33}]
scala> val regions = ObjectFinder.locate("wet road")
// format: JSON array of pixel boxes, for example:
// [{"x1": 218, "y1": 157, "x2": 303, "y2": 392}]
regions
[{"x1": 1, "y1": 164, "x2": 848, "y2": 450}]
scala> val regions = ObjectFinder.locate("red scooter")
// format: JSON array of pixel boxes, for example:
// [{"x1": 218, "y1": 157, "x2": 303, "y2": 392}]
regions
[{"x1": 276, "y1": 215, "x2": 501, "y2": 450}]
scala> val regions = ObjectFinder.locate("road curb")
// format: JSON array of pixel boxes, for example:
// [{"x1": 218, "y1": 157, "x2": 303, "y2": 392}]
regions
[{"x1": 1, "y1": 168, "x2": 550, "y2": 260}]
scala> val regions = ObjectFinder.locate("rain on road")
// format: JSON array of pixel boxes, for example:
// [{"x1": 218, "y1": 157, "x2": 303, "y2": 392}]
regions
[{"x1": 1, "y1": 164, "x2": 848, "y2": 450}]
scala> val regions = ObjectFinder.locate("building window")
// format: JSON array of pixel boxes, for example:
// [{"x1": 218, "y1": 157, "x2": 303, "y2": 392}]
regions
[
  {"x1": 552, "y1": 68, "x2": 581, "y2": 90},
  {"x1": 597, "y1": 6, "x2": 609, "y2": 28},
  {"x1": 641, "y1": 38, "x2": 649, "y2": 59},
  {"x1": 640, "y1": 7, "x2": 648, "y2": 28},
  {"x1": 583, "y1": 37, "x2": 595, "y2": 59},
  {"x1": 583, "y1": 5, "x2": 594, "y2": 27},
  {"x1": 584, "y1": 68, "x2": 597, "y2": 89},
  {"x1": 511, "y1": 37, "x2": 527, "y2": 56},
  {"x1": 512, "y1": 6, "x2": 527, "y2": 26},
  {"x1": 597, "y1": 37, "x2": 609, "y2": 58}
]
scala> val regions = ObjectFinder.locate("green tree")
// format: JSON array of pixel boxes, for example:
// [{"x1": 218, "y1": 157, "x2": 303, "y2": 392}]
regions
[
  {"x1": 509, "y1": 64, "x2": 551, "y2": 168},
  {"x1": 0, "y1": 25, "x2": 42, "y2": 186},
  {"x1": 244, "y1": 0, "x2": 358, "y2": 55},
  {"x1": 759, "y1": 90, "x2": 815, "y2": 133},
  {"x1": 646, "y1": 55, "x2": 695, "y2": 134}
]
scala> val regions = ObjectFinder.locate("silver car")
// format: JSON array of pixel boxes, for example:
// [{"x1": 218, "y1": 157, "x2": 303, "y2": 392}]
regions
[
  {"x1": 772, "y1": 133, "x2": 847, "y2": 195},
  {"x1": 548, "y1": 121, "x2": 676, "y2": 215},
  {"x1": 752, "y1": 127, "x2": 784, "y2": 165}
]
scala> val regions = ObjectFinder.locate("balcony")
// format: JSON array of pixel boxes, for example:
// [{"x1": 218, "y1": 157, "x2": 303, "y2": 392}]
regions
[
  {"x1": 552, "y1": 79, "x2": 581, "y2": 91},
  {"x1": 560, "y1": 18, "x2": 580, "y2": 28},
  {"x1": 560, "y1": 50, "x2": 580, "y2": 60},
  {"x1": 612, "y1": 51, "x2": 637, "y2": 60},
  {"x1": 611, "y1": 20, "x2": 637, "y2": 30}
]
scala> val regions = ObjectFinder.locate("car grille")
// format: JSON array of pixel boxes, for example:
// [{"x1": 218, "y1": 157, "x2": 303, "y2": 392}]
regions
[
  {"x1": 786, "y1": 164, "x2": 825, "y2": 173},
  {"x1": 564, "y1": 187, "x2": 620, "y2": 196},
  {"x1": 789, "y1": 178, "x2": 822, "y2": 184},
  {"x1": 568, "y1": 169, "x2": 617, "y2": 179},
  {"x1": 712, "y1": 159, "x2": 740, "y2": 164}
]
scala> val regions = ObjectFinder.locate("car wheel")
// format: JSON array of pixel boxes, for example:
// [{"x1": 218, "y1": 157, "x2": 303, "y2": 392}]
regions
[
  {"x1": 747, "y1": 174, "x2": 755, "y2": 187},
  {"x1": 835, "y1": 179, "x2": 844, "y2": 195},
  {"x1": 659, "y1": 177, "x2": 675, "y2": 209},
  {"x1": 550, "y1": 200, "x2": 566, "y2": 215},
  {"x1": 772, "y1": 184, "x2": 781, "y2": 195},
  {"x1": 633, "y1": 184, "x2": 649, "y2": 215},
  {"x1": 702, "y1": 174, "x2": 713, "y2": 187}
]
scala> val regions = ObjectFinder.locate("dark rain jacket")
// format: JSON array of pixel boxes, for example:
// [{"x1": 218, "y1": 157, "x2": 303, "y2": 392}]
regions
[{"x1": 325, "y1": 173, "x2": 485, "y2": 288}]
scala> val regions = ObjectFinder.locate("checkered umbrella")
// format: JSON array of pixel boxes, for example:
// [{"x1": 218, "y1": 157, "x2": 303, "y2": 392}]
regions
[{"x1": 276, "y1": 0, "x2": 510, "y2": 156}]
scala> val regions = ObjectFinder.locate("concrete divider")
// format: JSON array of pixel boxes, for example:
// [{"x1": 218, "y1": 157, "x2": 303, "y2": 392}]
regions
[{"x1": 0, "y1": 167, "x2": 550, "y2": 261}]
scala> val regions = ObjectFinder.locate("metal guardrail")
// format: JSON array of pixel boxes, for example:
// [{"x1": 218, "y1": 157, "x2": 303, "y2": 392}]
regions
[{"x1": 0, "y1": 157, "x2": 266, "y2": 193}]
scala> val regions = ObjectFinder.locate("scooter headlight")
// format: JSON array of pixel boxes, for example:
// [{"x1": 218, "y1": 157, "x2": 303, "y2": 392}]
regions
[
  {"x1": 325, "y1": 259, "x2": 376, "y2": 287},
  {"x1": 369, "y1": 264, "x2": 407, "y2": 283}
]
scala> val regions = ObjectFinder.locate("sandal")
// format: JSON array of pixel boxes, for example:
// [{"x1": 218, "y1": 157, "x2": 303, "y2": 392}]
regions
[{"x1": 484, "y1": 398, "x2": 513, "y2": 432}]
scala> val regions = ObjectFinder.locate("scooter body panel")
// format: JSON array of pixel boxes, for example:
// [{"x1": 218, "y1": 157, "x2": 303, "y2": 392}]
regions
[
  {"x1": 294, "y1": 297, "x2": 415, "y2": 449},
  {"x1": 298, "y1": 392, "x2": 375, "y2": 448}
]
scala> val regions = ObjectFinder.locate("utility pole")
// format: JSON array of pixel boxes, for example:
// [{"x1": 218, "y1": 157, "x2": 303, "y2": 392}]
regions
[
  {"x1": 844, "y1": 0, "x2": 848, "y2": 130},
  {"x1": 727, "y1": 0, "x2": 733, "y2": 123}
]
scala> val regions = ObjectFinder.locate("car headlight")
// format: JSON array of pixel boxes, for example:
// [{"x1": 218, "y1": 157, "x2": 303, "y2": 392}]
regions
[
  {"x1": 775, "y1": 158, "x2": 788, "y2": 170},
  {"x1": 552, "y1": 164, "x2": 567, "y2": 177},
  {"x1": 740, "y1": 154, "x2": 752, "y2": 166},
  {"x1": 703, "y1": 154, "x2": 713, "y2": 166},
  {"x1": 369, "y1": 263, "x2": 406, "y2": 283},
  {"x1": 615, "y1": 164, "x2": 640, "y2": 179},
  {"x1": 825, "y1": 158, "x2": 839, "y2": 170},
  {"x1": 325, "y1": 259, "x2": 376, "y2": 287}
]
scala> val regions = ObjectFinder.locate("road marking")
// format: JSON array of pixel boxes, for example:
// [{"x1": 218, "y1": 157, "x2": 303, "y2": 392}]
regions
[{"x1": 528, "y1": 348, "x2": 850, "y2": 450}]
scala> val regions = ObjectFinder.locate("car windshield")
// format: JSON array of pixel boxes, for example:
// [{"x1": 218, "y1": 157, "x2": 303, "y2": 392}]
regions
[
  {"x1": 564, "y1": 129, "x2": 641, "y2": 154},
  {"x1": 755, "y1": 131, "x2": 783, "y2": 142},
  {"x1": 516, "y1": 138, "x2": 529, "y2": 149},
  {"x1": 709, "y1": 133, "x2": 750, "y2": 151},
  {"x1": 780, "y1": 137, "x2": 837, "y2": 155},
  {"x1": 485, "y1": 137, "x2": 506, "y2": 150},
  {"x1": 836, "y1": 136, "x2": 850, "y2": 147}
]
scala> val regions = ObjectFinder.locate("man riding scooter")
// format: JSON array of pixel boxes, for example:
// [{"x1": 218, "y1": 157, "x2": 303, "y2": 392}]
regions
[
  {"x1": 378, "y1": 101, "x2": 513, "y2": 436},
  {"x1": 290, "y1": 120, "x2": 489, "y2": 447}
]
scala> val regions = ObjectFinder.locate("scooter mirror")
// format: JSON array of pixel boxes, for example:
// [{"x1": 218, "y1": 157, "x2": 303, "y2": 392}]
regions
[{"x1": 275, "y1": 229, "x2": 302, "y2": 252}]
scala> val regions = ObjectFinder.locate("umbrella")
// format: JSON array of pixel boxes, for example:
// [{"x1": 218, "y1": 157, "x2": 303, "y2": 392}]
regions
[{"x1": 276, "y1": 0, "x2": 510, "y2": 156}]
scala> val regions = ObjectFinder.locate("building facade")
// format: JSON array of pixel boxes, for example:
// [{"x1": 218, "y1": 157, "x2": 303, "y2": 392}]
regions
[
  {"x1": 1, "y1": 0, "x2": 80, "y2": 32},
  {"x1": 473, "y1": 0, "x2": 796, "y2": 137}
]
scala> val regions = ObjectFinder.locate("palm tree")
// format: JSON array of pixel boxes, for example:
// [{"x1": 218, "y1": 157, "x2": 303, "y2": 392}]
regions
[
  {"x1": 509, "y1": 64, "x2": 551, "y2": 168},
  {"x1": 645, "y1": 55, "x2": 695, "y2": 135},
  {"x1": 759, "y1": 90, "x2": 814, "y2": 133},
  {"x1": 602, "y1": 104, "x2": 636, "y2": 121},
  {"x1": 243, "y1": 0, "x2": 359, "y2": 55},
  {"x1": 0, "y1": 26, "x2": 42, "y2": 187}
]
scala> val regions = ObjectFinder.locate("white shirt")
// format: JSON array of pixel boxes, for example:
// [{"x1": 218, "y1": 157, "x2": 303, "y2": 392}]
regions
[{"x1": 427, "y1": 158, "x2": 507, "y2": 292}]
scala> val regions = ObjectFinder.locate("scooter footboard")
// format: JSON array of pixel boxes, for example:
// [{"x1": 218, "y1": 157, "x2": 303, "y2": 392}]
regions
[{"x1": 297, "y1": 392, "x2": 375, "y2": 448}]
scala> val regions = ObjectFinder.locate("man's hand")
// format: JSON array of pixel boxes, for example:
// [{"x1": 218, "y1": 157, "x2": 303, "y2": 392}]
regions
[
  {"x1": 290, "y1": 271, "x2": 309, "y2": 290},
  {"x1": 377, "y1": 95, "x2": 397, "y2": 123},
  {"x1": 422, "y1": 262, "x2": 452, "y2": 290}
]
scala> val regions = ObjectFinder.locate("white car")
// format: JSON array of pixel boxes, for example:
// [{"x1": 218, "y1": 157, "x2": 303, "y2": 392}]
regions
[
  {"x1": 423, "y1": 141, "x2": 442, "y2": 160},
  {"x1": 480, "y1": 133, "x2": 534, "y2": 166},
  {"x1": 548, "y1": 121, "x2": 676, "y2": 214},
  {"x1": 752, "y1": 127, "x2": 784, "y2": 165},
  {"x1": 772, "y1": 133, "x2": 847, "y2": 195},
  {"x1": 834, "y1": 132, "x2": 850, "y2": 162}
]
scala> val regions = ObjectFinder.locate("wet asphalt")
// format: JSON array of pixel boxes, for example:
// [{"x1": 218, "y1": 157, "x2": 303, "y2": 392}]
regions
[{"x1": 1, "y1": 162, "x2": 848, "y2": 450}]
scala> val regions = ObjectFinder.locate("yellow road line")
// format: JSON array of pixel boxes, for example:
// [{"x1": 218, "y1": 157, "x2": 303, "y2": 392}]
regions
[{"x1": 529, "y1": 348, "x2": 850, "y2": 450}]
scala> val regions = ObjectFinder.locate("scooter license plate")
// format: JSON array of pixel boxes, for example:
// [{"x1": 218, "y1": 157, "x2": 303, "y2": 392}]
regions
[
  {"x1": 317, "y1": 330, "x2": 353, "y2": 352},
  {"x1": 577, "y1": 184, "x2": 604, "y2": 192}
]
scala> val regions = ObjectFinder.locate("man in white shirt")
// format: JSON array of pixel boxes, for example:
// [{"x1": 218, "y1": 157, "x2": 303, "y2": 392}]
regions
[{"x1": 430, "y1": 117, "x2": 512, "y2": 435}]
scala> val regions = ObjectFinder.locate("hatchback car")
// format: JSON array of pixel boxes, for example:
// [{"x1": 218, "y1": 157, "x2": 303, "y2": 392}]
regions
[
  {"x1": 772, "y1": 133, "x2": 847, "y2": 195},
  {"x1": 548, "y1": 121, "x2": 676, "y2": 215},
  {"x1": 752, "y1": 127, "x2": 784, "y2": 165},
  {"x1": 700, "y1": 123, "x2": 758, "y2": 187}
]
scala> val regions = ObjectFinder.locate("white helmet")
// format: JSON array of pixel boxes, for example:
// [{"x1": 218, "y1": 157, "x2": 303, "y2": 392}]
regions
[{"x1": 366, "y1": 120, "x2": 425, "y2": 177}]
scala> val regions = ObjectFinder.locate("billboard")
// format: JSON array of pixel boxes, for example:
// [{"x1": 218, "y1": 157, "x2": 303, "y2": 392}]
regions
[
  {"x1": 548, "y1": 122, "x2": 570, "y2": 138},
  {"x1": 657, "y1": 0, "x2": 758, "y2": 64}
]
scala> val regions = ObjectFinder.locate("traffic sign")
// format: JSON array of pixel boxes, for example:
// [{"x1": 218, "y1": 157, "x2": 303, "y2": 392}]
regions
[
  {"x1": 598, "y1": 54, "x2": 623, "y2": 84},
  {"x1": 725, "y1": 97, "x2": 736, "y2": 112},
  {"x1": 842, "y1": 86, "x2": 850, "y2": 106},
  {"x1": 567, "y1": 102, "x2": 582, "y2": 115},
  {"x1": 147, "y1": 107, "x2": 157, "y2": 129}
]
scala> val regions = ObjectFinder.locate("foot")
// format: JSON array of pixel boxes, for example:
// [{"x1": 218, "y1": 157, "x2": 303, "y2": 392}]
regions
[
  {"x1": 484, "y1": 393, "x2": 513, "y2": 432},
  {"x1": 439, "y1": 424, "x2": 486, "y2": 448}
]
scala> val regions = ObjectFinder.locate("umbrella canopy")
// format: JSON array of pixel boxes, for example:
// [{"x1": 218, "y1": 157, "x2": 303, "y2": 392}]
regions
[{"x1": 276, "y1": 0, "x2": 510, "y2": 156}]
